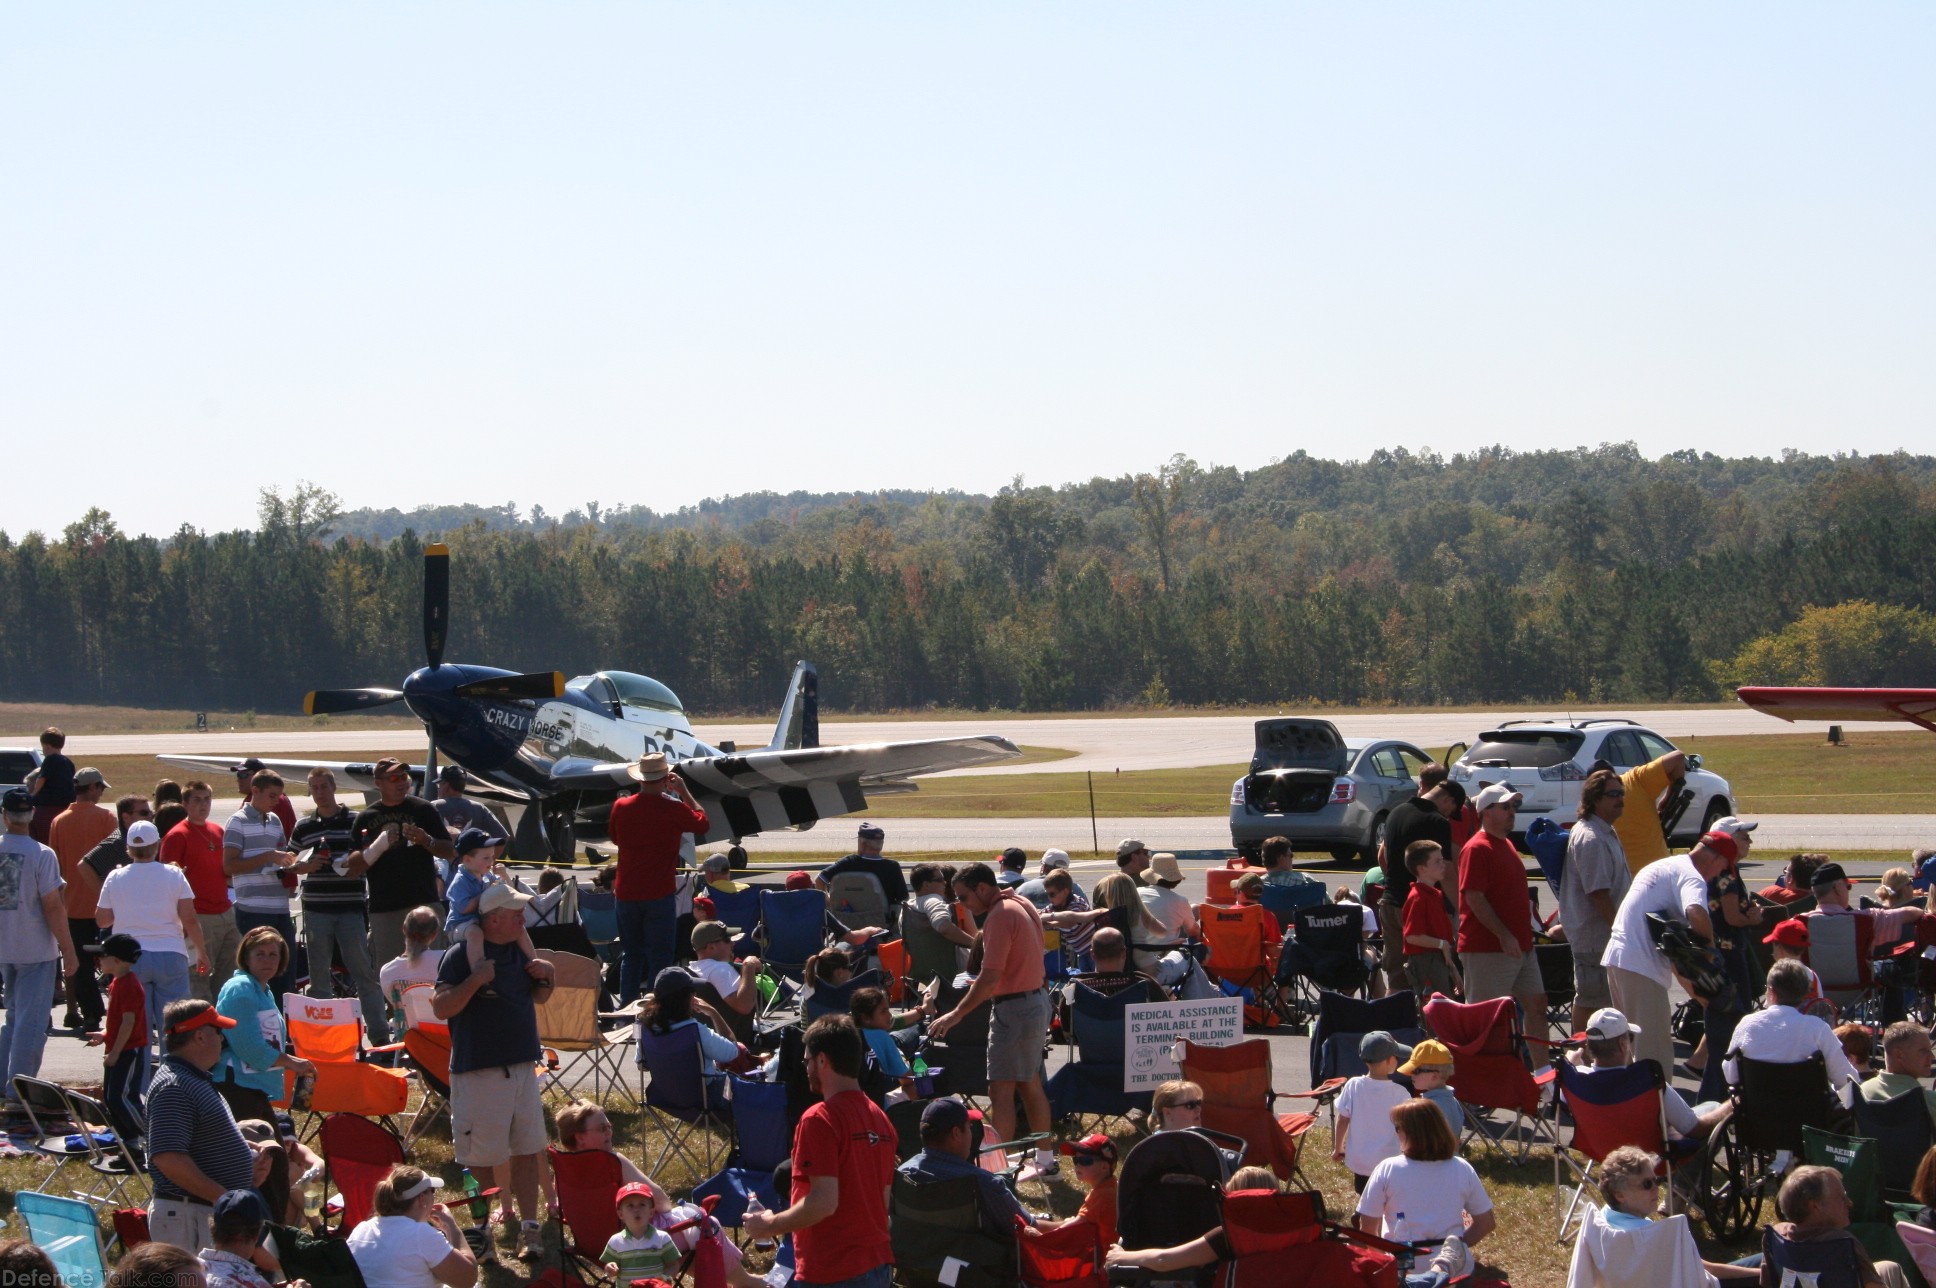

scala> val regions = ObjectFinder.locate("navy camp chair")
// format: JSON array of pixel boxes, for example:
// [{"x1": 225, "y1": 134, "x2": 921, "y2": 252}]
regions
[
  {"x1": 691, "y1": 1075, "x2": 791, "y2": 1228},
  {"x1": 1046, "y1": 981, "x2": 1160, "y2": 1131},
  {"x1": 758, "y1": 889, "x2": 831, "y2": 982},
  {"x1": 637, "y1": 1023, "x2": 731, "y2": 1178}
]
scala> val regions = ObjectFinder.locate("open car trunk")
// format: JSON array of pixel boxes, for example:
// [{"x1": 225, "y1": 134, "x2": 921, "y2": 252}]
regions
[{"x1": 1242, "y1": 719, "x2": 1346, "y2": 815}]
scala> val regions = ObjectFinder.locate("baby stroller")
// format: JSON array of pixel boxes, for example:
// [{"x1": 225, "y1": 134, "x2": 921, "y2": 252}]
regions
[{"x1": 1115, "y1": 1128, "x2": 1246, "y2": 1287}]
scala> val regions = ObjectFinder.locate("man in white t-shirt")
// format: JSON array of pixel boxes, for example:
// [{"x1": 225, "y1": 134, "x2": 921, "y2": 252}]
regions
[
  {"x1": 1137, "y1": 853, "x2": 1201, "y2": 947},
  {"x1": 1600, "y1": 835, "x2": 1730, "y2": 1075},
  {"x1": 686, "y1": 920, "x2": 761, "y2": 1019}
]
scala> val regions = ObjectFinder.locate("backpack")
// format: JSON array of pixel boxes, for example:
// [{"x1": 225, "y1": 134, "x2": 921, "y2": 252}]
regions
[{"x1": 1527, "y1": 816, "x2": 1569, "y2": 887}]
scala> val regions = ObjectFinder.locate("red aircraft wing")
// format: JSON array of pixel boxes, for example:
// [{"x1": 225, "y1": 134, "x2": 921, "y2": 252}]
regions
[{"x1": 1735, "y1": 686, "x2": 1936, "y2": 733}]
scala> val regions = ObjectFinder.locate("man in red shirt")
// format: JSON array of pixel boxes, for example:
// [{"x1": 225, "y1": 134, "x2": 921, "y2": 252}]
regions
[
  {"x1": 160, "y1": 782, "x2": 233, "y2": 1001},
  {"x1": 930, "y1": 862, "x2": 1059, "y2": 1176},
  {"x1": 1457, "y1": 783, "x2": 1547, "y2": 1033},
  {"x1": 742, "y1": 1015, "x2": 897, "y2": 1287},
  {"x1": 604, "y1": 752, "x2": 708, "y2": 1004}
]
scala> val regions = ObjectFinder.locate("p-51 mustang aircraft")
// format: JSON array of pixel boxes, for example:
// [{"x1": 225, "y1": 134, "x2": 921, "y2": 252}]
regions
[{"x1": 162, "y1": 544, "x2": 1019, "y2": 862}]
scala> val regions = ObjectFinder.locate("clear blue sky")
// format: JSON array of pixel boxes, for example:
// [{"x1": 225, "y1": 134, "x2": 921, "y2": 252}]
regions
[{"x1": 5, "y1": 4, "x2": 1932, "y2": 539}]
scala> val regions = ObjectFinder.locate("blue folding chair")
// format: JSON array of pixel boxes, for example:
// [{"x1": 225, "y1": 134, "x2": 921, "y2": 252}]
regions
[
  {"x1": 758, "y1": 889, "x2": 830, "y2": 982},
  {"x1": 578, "y1": 887, "x2": 619, "y2": 967},
  {"x1": 804, "y1": 969, "x2": 886, "y2": 1024},
  {"x1": 637, "y1": 1022, "x2": 732, "y2": 1178},
  {"x1": 1045, "y1": 980, "x2": 1161, "y2": 1131},
  {"x1": 1257, "y1": 880, "x2": 1329, "y2": 926},
  {"x1": 707, "y1": 884, "x2": 768, "y2": 939},
  {"x1": 691, "y1": 1075, "x2": 791, "y2": 1228},
  {"x1": 16, "y1": 1190, "x2": 107, "y2": 1288},
  {"x1": 1307, "y1": 989, "x2": 1424, "y2": 1087}
]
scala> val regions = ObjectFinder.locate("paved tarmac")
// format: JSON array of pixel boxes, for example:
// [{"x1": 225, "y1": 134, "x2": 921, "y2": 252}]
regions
[{"x1": 38, "y1": 706, "x2": 1889, "y2": 778}]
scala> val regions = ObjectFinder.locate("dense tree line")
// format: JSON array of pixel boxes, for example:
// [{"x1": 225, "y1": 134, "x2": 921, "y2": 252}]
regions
[{"x1": 3, "y1": 447, "x2": 1934, "y2": 717}]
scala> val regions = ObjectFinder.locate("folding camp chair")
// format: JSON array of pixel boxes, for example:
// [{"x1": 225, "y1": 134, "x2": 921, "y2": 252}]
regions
[
  {"x1": 1802, "y1": 1124, "x2": 1921, "y2": 1275},
  {"x1": 1214, "y1": 1189, "x2": 1406, "y2": 1288},
  {"x1": 533, "y1": 950, "x2": 636, "y2": 1105},
  {"x1": 1898, "y1": 1221, "x2": 1936, "y2": 1286},
  {"x1": 1421, "y1": 993, "x2": 1559, "y2": 1164},
  {"x1": 10, "y1": 1075, "x2": 91, "y2": 1192},
  {"x1": 1567, "y1": 1208, "x2": 1715, "y2": 1288},
  {"x1": 877, "y1": 938, "x2": 911, "y2": 1004},
  {"x1": 1195, "y1": 901, "x2": 1284, "y2": 1026},
  {"x1": 548, "y1": 1145, "x2": 625, "y2": 1283},
  {"x1": 826, "y1": 871, "x2": 894, "y2": 939},
  {"x1": 318, "y1": 1113, "x2": 406, "y2": 1235},
  {"x1": 1045, "y1": 979, "x2": 1160, "y2": 1132},
  {"x1": 15, "y1": 1189, "x2": 108, "y2": 1288},
  {"x1": 1256, "y1": 880, "x2": 1328, "y2": 929},
  {"x1": 1276, "y1": 904, "x2": 1371, "y2": 1022},
  {"x1": 1204, "y1": 867, "x2": 1269, "y2": 906},
  {"x1": 578, "y1": 886, "x2": 620, "y2": 969},
  {"x1": 282, "y1": 994, "x2": 411, "y2": 1130},
  {"x1": 691, "y1": 1075, "x2": 791, "y2": 1228},
  {"x1": 1306, "y1": 989, "x2": 1425, "y2": 1088},
  {"x1": 1855, "y1": 1084, "x2": 1936, "y2": 1200},
  {"x1": 1760, "y1": 1222, "x2": 1866, "y2": 1286},
  {"x1": 1179, "y1": 1037, "x2": 1320, "y2": 1187},
  {"x1": 401, "y1": 1026, "x2": 454, "y2": 1148},
  {"x1": 705, "y1": 883, "x2": 767, "y2": 940},
  {"x1": 1805, "y1": 909, "x2": 1882, "y2": 1021},
  {"x1": 1537, "y1": 940, "x2": 1576, "y2": 1033},
  {"x1": 1015, "y1": 1213, "x2": 1106, "y2": 1288},
  {"x1": 803, "y1": 968, "x2": 887, "y2": 1024},
  {"x1": 890, "y1": 1171, "x2": 1017, "y2": 1288},
  {"x1": 61, "y1": 1089, "x2": 148, "y2": 1209},
  {"x1": 756, "y1": 888, "x2": 830, "y2": 987},
  {"x1": 1549, "y1": 1057, "x2": 1671, "y2": 1239},
  {"x1": 637, "y1": 1021, "x2": 731, "y2": 1177}
]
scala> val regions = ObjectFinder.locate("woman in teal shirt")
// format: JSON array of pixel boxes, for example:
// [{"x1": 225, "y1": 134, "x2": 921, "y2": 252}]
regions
[{"x1": 217, "y1": 926, "x2": 314, "y2": 1102}]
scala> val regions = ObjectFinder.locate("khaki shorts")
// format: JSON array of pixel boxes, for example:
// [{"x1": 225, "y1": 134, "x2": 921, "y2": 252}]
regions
[
  {"x1": 986, "y1": 989, "x2": 1051, "y2": 1083},
  {"x1": 1571, "y1": 952, "x2": 1612, "y2": 1015},
  {"x1": 451, "y1": 1064, "x2": 549, "y2": 1168},
  {"x1": 1460, "y1": 949, "x2": 1546, "y2": 1004}
]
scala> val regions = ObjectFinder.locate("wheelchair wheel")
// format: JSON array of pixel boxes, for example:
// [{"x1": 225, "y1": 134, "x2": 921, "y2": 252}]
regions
[{"x1": 1698, "y1": 1111, "x2": 1765, "y2": 1239}]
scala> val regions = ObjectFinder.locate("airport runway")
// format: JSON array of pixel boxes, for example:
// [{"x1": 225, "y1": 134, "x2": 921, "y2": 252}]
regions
[{"x1": 40, "y1": 707, "x2": 1887, "y2": 778}]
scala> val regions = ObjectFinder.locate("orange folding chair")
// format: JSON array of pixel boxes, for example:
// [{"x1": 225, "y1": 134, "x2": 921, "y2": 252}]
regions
[
  {"x1": 1178, "y1": 1037, "x2": 1322, "y2": 1189},
  {"x1": 282, "y1": 993, "x2": 411, "y2": 1131},
  {"x1": 877, "y1": 939, "x2": 910, "y2": 1004},
  {"x1": 1205, "y1": 867, "x2": 1269, "y2": 905},
  {"x1": 1195, "y1": 901, "x2": 1283, "y2": 1026}
]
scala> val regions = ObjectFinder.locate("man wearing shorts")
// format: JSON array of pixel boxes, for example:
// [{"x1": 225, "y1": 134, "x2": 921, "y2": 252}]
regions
[
  {"x1": 433, "y1": 883, "x2": 555, "y2": 1262},
  {"x1": 1457, "y1": 784, "x2": 1547, "y2": 1035},
  {"x1": 930, "y1": 862, "x2": 1059, "y2": 1177}
]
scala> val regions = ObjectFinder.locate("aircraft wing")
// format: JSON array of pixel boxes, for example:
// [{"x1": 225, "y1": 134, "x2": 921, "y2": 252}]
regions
[
  {"x1": 543, "y1": 734, "x2": 1022, "y2": 844},
  {"x1": 1736, "y1": 686, "x2": 1936, "y2": 733},
  {"x1": 155, "y1": 754, "x2": 422, "y2": 794}
]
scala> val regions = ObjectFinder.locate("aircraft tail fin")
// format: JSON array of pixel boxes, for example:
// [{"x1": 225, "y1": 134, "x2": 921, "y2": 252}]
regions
[{"x1": 765, "y1": 661, "x2": 819, "y2": 752}]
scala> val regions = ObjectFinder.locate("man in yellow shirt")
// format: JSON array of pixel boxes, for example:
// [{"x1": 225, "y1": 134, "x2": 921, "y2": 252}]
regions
[{"x1": 1615, "y1": 750, "x2": 1687, "y2": 875}]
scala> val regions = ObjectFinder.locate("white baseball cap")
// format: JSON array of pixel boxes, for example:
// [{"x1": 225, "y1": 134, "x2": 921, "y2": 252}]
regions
[
  {"x1": 1583, "y1": 1007, "x2": 1640, "y2": 1041},
  {"x1": 1472, "y1": 783, "x2": 1524, "y2": 812},
  {"x1": 126, "y1": 820, "x2": 161, "y2": 848}
]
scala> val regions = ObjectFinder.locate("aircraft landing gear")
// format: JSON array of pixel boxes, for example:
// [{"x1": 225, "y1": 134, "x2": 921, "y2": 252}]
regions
[
  {"x1": 727, "y1": 842, "x2": 748, "y2": 872},
  {"x1": 539, "y1": 802, "x2": 577, "y2": 866}
]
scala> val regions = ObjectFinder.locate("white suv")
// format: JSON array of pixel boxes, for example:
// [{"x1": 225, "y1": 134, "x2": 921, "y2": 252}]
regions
[{"x1": 1446, "y1": 719, "x2": 1734, "y2": 846}]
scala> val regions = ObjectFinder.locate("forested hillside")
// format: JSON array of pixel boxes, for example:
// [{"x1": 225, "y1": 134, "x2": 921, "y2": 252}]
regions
[{"x1": 5, "y1": 445, "x2": 1934, "y2": 716}]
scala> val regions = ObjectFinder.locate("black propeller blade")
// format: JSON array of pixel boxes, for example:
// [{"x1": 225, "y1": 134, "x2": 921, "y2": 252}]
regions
[
  {"x1": 453, "y1": 672, "x2": 567, "y2": 701},
  {"x1": 304, "y1": 688, "x2": 407, "y2": 715},
  {"x1": 424, "y1": 542, "x2": 450, "y2": 669}
]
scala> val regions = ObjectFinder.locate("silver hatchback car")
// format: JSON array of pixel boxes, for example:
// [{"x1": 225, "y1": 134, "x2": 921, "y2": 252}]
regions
[{"x1": 1228, "y1": 718, "x2": 1435, "y2": 864}]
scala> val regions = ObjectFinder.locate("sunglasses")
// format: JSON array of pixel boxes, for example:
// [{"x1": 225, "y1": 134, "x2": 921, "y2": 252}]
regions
[
  {"x1": 1628, "y1": 1178, "x2": 1659, "y2": 1191},
  {"x1": 1071, "y1": 1152, "x2": 1105, "y2": 1166},
  {"x1": 1603, "y1": 790, "x2": 1626, "y2": 798},
  {"x1": 1171, "y1": 1100, "x2": 1203, "y2": 1111}
]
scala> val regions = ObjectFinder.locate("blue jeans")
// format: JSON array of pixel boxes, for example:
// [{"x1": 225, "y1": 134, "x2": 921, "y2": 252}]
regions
[
  {"x1": 798, "y1": 1267, "x2": 891, "y2": 1288},
  {"x1": 132, "y1": 951, "x2": 191, "y2": 1057},
  {"x1": 0, "y1": 959, "x2": 58, "y2": 1095},
  {"x1": 235, "y1": 909, "x2": 300, "y2": 1002},
  {"x1": 617, "y1": 895, "x2": 678, "y2": 1004},
  {"x1": 304, "y1": 909, "x2": 390, "y2": 1043}
]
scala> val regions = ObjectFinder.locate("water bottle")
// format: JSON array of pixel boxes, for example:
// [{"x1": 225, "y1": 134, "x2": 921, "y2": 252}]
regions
[
  {"x1": 462, "y1": 1169, "x2": 490, "y2": 1226},
  {"x1": 745, "y1": 1193, "x2": 775, "y2": 1253},
  {"x1": 910, "y1": 1052, "x2": 928, "y2": 1078},
  {"x1": 300, "y1": 1162, "x2": 325, "y2": 1223}
]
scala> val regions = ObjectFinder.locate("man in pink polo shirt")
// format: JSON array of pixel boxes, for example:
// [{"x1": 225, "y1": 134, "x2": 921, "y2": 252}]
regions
[{"x1": 929, "y1": 860, "x2": 1059, "y2": 1176}]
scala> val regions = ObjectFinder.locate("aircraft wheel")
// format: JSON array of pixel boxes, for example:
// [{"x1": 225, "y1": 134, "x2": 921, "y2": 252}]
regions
[
  {"x1": 541, "y1": 804, "x2": 577, "y2": 865},
  {"x1": 728, "y1": 843, "x2": 749, "y2": 871}
]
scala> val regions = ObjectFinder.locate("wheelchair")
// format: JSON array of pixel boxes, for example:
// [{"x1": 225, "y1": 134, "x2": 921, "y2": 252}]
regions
[{"x1": 1694, "y1": 1051, "x2": 1842, "y2": 1238}]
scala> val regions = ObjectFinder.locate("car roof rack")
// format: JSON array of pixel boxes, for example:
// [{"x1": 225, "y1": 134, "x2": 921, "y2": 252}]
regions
[
  {"x1": 1571, "y1": 718, "x2": 1641, "y2": 728},
  {"x1": 1490, "y1": 717, "x2": 1641, "y2": 731}
]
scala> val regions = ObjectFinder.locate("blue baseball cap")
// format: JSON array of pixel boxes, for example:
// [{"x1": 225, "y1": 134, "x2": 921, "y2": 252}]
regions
[
  {"x1": 454, "y1": 827, "x2": 497, "y2": 858},
  {"x1": 1910, "y1": 850, "x2": 1936, "y2": 892}
]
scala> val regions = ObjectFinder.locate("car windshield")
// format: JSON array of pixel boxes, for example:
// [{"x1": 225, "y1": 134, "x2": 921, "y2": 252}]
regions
[{"x1": 1464, "y1": 730, "x2": 1584, "y2": 769}]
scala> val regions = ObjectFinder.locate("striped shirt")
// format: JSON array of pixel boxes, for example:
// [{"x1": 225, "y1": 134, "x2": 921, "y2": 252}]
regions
[
  {"x1": 292, "y1": 806, "x2": 366, "y2": 913},
  {"x1": 602, "y1": 1228, "x2": 680, "y2": 1277},
  {"x1": 146, "y1": 1055, "x2": 255, "y2": 1200},
  {"x1": 224, "y1": 804, "x2": 291, "y2": 913}
]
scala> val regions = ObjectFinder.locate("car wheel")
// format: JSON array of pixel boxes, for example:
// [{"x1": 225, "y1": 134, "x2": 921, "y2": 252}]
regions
[
  {"x1": 1330, "y1": 845, "x2": 1360, "y2": 864},
  {"x1": 1360, "y1": 812, "x2": 1388, "y2": 867},
  {"x1": 1701, "y1": 798, "x2": 1730, "y2": 833}
]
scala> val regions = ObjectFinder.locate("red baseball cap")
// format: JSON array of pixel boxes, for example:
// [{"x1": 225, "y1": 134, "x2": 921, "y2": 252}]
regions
[
  {"x1": 1763, "y1": 918, "x2": 1809, "y2": 949},
  {"x1": 615, "y1": 1182, "x2": 658, "y2": 1211},
  {"x1": 1057, "y1": 1133, "x2": 1119, "y2": 1165},
  {"x1": 785, "y1": 870, "x2": 815, "y2": 891},
  {"x1": 1700, "y1": 831, "x2": 1740, "y2": 862}
]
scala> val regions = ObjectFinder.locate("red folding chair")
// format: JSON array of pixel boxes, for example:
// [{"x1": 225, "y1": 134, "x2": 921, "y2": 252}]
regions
[
  {"x1": 318, "y1": 1113, "x2": 406, "y2": 1235},
  {"x1": 1015, "y1": 1214, "x2": 1107, "y2": 1288},
  {"x1": 1215, "y1": 1190, "x2": 1404, "y2": 1288},
  {"x1": 1179, "y1": 1038, "x2": 1323, "y2": 1188},
  {"x1": 548, "y1": 1145, "x2": 625, "y2": 1278},
  {"x1": 1422, "y1": 992, "x2": 1560, "y2": 1164},
  {"x1": 1195, "y1": 902, "x2": 1283, "y2": 1026},
  {"x1": 1548, "y1": 1056, "x2": 1673, "y2": 1239}
]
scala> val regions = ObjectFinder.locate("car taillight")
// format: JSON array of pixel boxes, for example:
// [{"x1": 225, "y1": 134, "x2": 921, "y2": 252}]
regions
[
  {"x1": 1330, "y1": 779, "x2": 1356, "y2": 804},
  {"x1": 1230, "y1": 780, "x2": 1247, "y2": 807},
  {"x1": 1448, "y1": 764, "x2": 1471, "y2": 781},
  {"x1": 1538, "y1": 763, "x2": 1588, "y2": 782}
]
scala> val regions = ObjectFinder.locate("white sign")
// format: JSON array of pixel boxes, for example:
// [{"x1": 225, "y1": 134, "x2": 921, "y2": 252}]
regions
[{"x1": 1123, "y1": 996, "x2": 1245, "y2": 1091}]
